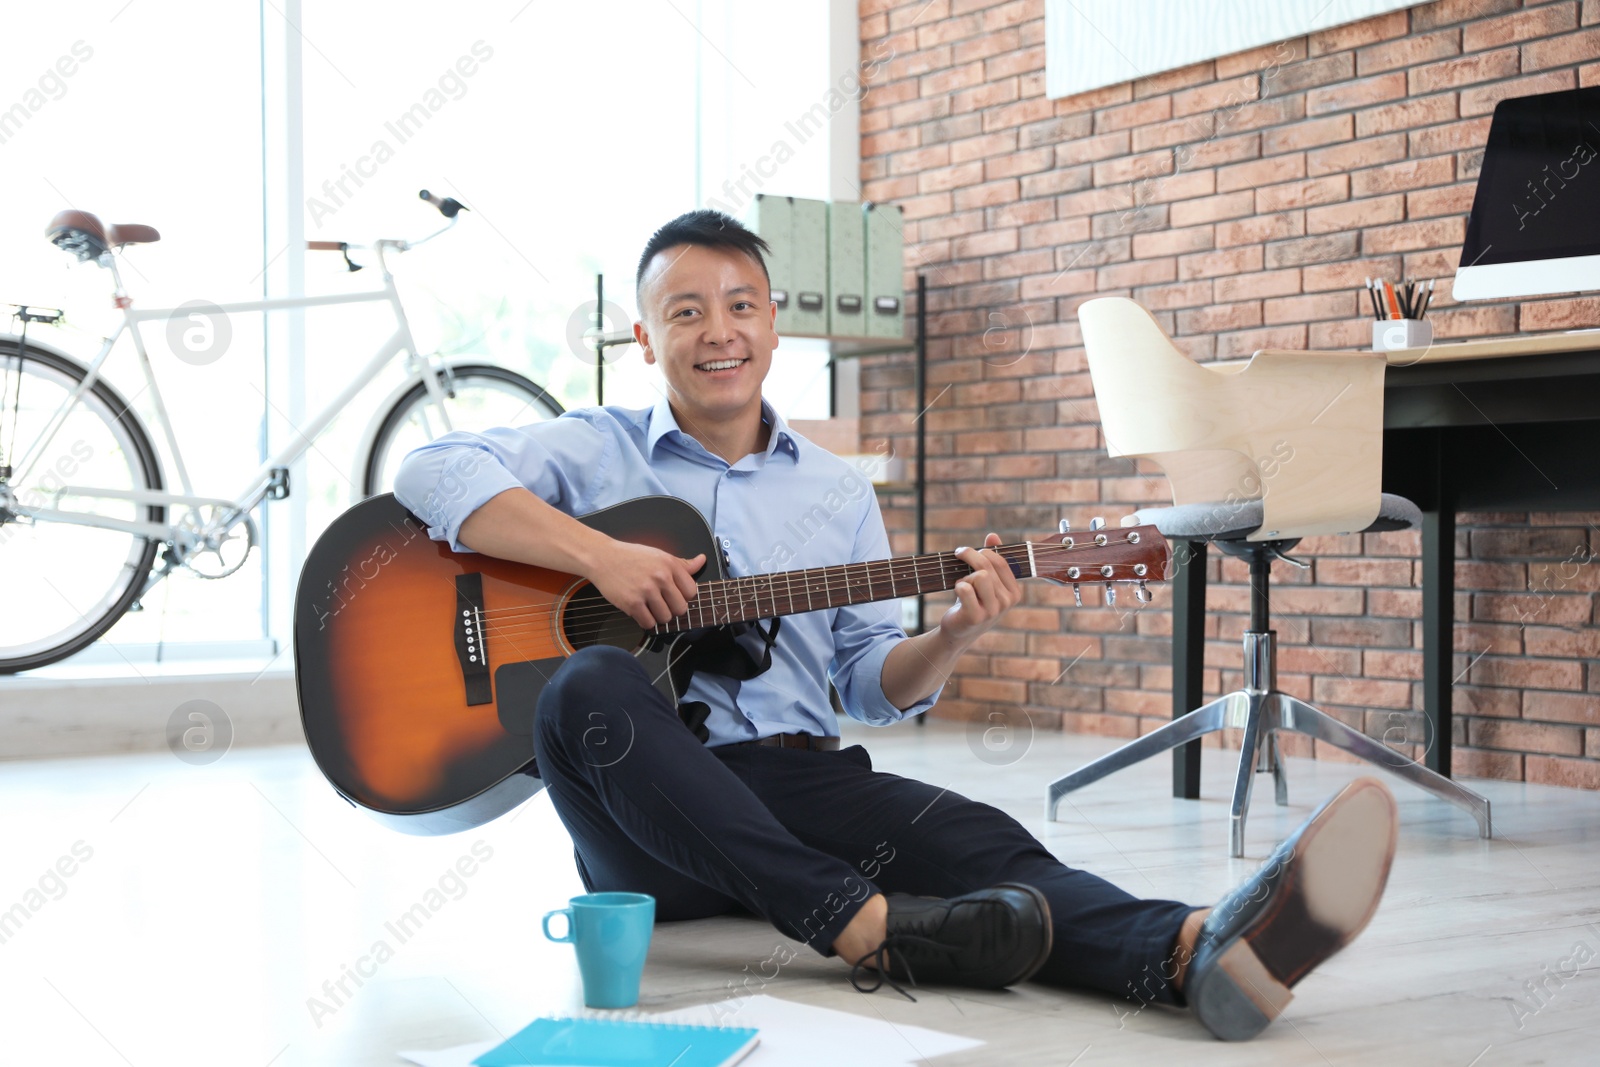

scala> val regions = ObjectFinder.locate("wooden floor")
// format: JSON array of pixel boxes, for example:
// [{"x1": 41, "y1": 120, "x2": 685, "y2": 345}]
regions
[{"x1": 2, "y1": 718, "x2": 1597, "y2": 1066}]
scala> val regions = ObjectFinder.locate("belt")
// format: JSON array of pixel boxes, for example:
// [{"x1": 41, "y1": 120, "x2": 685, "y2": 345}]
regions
[{"x1": 734, "y1": 732, "x2": 840, "y2": 752}]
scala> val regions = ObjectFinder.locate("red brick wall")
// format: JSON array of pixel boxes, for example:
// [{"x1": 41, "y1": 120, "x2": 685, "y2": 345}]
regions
[{"x1": 857, "y1": 0, "x2": 1600, "y2": 788}]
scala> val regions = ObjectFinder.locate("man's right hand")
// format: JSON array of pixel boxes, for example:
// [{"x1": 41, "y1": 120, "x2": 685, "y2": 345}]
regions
[
  {"x1": 455, "y1": 487, "x2": 705, "y2": 630},
  {"x1": 586, "y1": 539, "x2": 705, "y2": 629}
]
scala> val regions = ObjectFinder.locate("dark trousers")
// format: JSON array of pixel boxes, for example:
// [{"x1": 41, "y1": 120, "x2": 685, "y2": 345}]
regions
[{"x1": 534, "y1": 645, "x2": 1194, "y2": 1003}]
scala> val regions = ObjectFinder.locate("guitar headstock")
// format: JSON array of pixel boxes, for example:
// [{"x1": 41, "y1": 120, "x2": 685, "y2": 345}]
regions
[{"x1": 1027, "y1": 520, "x2": 1171, "y2": 606}]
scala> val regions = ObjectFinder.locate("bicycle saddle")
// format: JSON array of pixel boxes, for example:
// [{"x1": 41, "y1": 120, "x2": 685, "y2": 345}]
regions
[{"x1": 45, "y1": 210, "x2": 161, "y2": 261}]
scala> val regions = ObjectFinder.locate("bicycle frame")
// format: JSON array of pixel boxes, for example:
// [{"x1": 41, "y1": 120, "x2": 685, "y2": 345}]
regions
[{"x1": 6, "y1": 223, "x2": 463, "y2": 547}]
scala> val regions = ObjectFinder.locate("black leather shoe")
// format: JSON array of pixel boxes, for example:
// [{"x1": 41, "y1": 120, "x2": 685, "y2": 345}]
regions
[
  {"x1": 850, "y1": 883, "x2": 1052, "y2": 1000},
  {"x1": 1186, "y1": 776, "x2": 1399, "y2": 1040}
]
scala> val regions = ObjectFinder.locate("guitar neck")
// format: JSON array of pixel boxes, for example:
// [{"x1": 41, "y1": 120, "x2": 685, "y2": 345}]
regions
[{"x1": 658, "y1": 546, "x2": 1030, "y2": 634}]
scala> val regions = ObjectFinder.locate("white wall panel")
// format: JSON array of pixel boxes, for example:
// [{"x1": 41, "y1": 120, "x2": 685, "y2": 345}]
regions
[{"x1": 1045, "y1": 0, "x2": 1415, "y2": 100}]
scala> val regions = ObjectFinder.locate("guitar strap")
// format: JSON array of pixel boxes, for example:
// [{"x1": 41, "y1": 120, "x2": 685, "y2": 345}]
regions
[{"x1": 675, "y1": 616, "x2": 783, "y2": 742}]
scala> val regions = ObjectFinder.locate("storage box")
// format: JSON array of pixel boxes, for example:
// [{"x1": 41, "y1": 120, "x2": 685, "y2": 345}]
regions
[
  {"x1": 1373, "y1": 319, "x2": 1432, "y2": 352},
  {"x1": 827, "y1": 202, "x2": 867, "y2": 337},
  {"x1": 747, "y1": 194, "x2": 794, "y2": 332},
  {"x1": 864, "y1": 202, "x2": 905, "y2": 340},
  {"x1": 788, "y1": 198, "x2": 829, "y2": 335}
]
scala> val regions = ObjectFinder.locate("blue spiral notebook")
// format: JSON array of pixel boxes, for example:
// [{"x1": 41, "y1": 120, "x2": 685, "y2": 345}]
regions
[{"x1": 472, "y1": 1016, "x2": 759, "y2": 1067}]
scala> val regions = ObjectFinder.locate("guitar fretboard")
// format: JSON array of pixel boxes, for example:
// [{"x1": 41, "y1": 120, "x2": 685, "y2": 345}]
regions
[{"x1": 657, "y1": 548, "x2": 1028, "y2": 633}]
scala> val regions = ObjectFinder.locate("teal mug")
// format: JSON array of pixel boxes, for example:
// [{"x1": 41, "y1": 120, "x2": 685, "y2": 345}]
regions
[{"x1": 542, "y1": 892, "x2": 655, "y2": 1008}]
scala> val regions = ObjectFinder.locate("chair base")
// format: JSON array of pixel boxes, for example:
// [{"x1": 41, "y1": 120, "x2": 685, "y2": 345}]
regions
[{"x1": 1045, "y1": 680, "x2": 1493, "y2": 858}]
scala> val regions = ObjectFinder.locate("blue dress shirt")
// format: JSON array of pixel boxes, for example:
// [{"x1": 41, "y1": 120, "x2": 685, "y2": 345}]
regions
[{"x1": 392, "y1": 394, "x2": 941, "y2": 745}]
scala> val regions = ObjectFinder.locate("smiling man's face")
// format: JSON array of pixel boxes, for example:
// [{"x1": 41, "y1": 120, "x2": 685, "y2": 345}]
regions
[{"x1": 635, "y1": 242, "x2": 779, "y2": 435}]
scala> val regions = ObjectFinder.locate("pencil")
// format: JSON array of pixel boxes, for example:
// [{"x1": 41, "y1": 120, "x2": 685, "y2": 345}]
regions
[{"x1": 1383, "y1": 280, "x2": 1403, "y2": 320}]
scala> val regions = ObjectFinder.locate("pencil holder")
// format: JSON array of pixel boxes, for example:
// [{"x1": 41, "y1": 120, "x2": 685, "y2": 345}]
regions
[{"x1": 1372, "y1": 319, "x2": 1431, "y2": 352}]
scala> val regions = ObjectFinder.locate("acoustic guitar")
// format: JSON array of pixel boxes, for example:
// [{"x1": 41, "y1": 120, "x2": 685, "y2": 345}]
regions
[{"x1": 294, "y1": 493, "x2": 1171, "y2": 834}]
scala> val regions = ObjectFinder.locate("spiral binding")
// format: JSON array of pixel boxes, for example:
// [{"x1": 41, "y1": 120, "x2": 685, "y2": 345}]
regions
[{"x1": 545, "y1": 1010, "x2": 750, "y2": 1032}]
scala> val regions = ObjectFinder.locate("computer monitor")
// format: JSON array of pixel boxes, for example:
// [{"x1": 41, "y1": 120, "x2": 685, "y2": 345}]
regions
[{"x1": 1454, "y1": 85, "x2": 1600, "y2": 301}]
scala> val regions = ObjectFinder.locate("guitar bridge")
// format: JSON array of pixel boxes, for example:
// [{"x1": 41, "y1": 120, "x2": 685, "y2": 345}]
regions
[{"x1": 454, "y1": 573, "x2": 492, "y2": 706}]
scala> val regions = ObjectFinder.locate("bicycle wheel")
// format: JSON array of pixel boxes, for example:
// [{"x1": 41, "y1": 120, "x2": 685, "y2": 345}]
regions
[
  {"x1": 0, "y1": 340, "x2": 164, "y2": 672},
  {"x1": 362, "y1": 362, "x2": 564, "y2": 497}
]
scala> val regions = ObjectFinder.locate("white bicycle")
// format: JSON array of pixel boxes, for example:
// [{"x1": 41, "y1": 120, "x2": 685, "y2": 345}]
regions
[{"x1": 0, "y1": 190, "x2": 563, "y2": 672}]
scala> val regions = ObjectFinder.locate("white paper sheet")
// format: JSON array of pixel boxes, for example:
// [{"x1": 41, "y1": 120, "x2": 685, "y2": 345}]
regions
[
  {"x1": 398, "y1": 1038, "x2": 497, "y2": 1067},
  {"x1": 398, "y1": 993, "x2": 983, "y2": 1067},
  {"x1": 654, "y1": 994, "x2": 984, "y2": 1067}
]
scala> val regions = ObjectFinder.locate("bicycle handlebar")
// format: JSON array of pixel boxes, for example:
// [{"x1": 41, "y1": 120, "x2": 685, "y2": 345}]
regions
[
  {"x1": 419, "y1": 190, "x2": 467, "y2": 218},
  {"x1": 304, "y1": 190, "x2": 464, "y2": 259}
]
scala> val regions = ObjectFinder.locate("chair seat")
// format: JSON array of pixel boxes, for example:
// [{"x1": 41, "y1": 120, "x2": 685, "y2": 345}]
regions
[
  {"x1": 1134, "y1": 493, "x2": 1422, "y2": 541},
  {"x1": 45, "y1": 210, "x2": 161, "y2": 262}
]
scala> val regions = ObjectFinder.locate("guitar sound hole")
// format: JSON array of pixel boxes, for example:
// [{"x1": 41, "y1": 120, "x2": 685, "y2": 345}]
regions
[{"x1": 561, "y1": 583, "x2": 645, "y2": 653}]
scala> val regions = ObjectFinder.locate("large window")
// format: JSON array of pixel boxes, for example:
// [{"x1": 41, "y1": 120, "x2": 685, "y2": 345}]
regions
[
  {"x1": 297, "y1": 0, "x2": 835, "y2": 442},
  {"x1": 5, "y1": 0, "x2": 841, "y2": 668},
  {"x1": 2, "y1": 2, "x2": 266, "y2": 654}
]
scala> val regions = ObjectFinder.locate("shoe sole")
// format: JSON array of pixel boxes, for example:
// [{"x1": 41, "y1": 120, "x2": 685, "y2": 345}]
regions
[
  {"x1": 1194, "y1": 776, "x2": 1398, "y2": 1041},
  {"x1": 993, "y1": 881, "x2": 1053, "y2": 986}
]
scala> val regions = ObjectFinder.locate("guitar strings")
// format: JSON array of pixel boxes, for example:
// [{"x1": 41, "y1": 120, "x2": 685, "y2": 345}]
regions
[
  {"x1": 453, "y1": 538, "x2": 1152, "y2": 640},
  {"x1": 471, "y1": 542, "x2": 1080, "y2": 631},
  {"x1": 474, "y1": 556, "x2": 1013, "y2": 640},
  {"x1": 471, "y1": 541, "x2": 1141, "y2": 634}
]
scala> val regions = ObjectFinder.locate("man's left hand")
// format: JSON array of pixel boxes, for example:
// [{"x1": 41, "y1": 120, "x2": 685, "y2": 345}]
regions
[{"x1": 937, "y1": 533, "x2": 1023, "y2": 649}]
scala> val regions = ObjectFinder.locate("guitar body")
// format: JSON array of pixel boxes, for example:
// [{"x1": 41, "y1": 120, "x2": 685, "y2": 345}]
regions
[
  {"x1": 294, "y1": 493, "x2": 723, "y2": 835},
  {"x1": 296, "y1": 492, "x2": 1169, "y2": 837}
]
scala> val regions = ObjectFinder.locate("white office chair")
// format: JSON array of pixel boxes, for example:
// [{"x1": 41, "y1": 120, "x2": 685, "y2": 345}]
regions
[{"x1": 1045, "y1": 297, "x2": 1491, "y2": 856}]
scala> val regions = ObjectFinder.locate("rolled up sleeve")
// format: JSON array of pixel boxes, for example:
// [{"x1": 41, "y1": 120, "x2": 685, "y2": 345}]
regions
[
  {"x1": 392, "y1": 417, "x2": 610, "y2": 553},
  {"x1": 828, "y1": 490, "x2": 943, "y2": 725}
]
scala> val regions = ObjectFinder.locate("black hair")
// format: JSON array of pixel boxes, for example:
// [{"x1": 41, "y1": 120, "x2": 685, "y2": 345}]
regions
[{"x1": 635, "y1": 209, "x2": 771, "y2": 297}]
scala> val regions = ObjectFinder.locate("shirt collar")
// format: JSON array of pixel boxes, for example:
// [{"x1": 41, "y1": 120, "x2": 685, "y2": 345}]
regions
[{"x1": 646, "y1": 394, "x2": 801, "y2": 465}]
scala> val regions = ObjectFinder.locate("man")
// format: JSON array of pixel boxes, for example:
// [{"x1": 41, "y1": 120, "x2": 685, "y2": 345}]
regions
[{"x1": 394, "y1": 210, "x2": 1400, "y2": 1040}]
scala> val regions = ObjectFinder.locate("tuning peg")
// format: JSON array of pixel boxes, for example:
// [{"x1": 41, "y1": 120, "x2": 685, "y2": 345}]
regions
[
  {"x1": 1072, "y1": 583, "x2": 1082, "y2": 607},
  {"x1": 1120, "y1": 514, "x2": 1139, "y2": 527},
  {"x1": 1058, "y1": 518, "x2": 1071, "y2": 534},
  {"x1": 1136, "y1": 581, "x2": 1152, "y2": 603},
  {"x1": 1089, "y1": 516, "x2": 1106, "y2": 530},
  {"x1": 1104, "y1": 585, "x2": 1117, "y2": 607}
]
